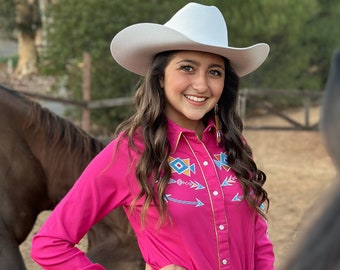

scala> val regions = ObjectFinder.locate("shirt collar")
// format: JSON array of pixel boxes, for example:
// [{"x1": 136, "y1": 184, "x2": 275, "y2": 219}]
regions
[{"x1": 167, "y1": 118, "x2": 218, "y2": 153}]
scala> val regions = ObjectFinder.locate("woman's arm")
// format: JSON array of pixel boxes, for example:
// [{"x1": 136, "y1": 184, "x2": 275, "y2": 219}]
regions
[{"x1": 254, "y1": 213, "x2": 275, "y2": 270}]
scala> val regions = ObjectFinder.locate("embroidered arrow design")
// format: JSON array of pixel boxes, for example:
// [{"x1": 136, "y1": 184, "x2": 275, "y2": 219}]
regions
[
  {"x1": 169, "y1": 178, "x2": 205, "y2": 190},
  {"x1": 221, "y1": 175, "x2": 237, "y2": 187},
  {"x1": 164, "y1": 194, "x2": 204, "y2": 207},
  {"x1": 214, "y1": 152, "x2": 231, "y2": 172},
  {"x1": 232, "y1": 193, "x2": 244, "y2": 202},
  {"x1": 190, "y1": 180, "x2": 205, "y2": 190}
]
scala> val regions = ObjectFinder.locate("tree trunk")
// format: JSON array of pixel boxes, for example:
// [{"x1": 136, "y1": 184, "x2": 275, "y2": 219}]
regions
[
  {"x1": 15, "y1": 30, "x2": 38, "y2": 77},
  {"x1": 14, "y1": 0, "x2": 41, "y2": 77}
]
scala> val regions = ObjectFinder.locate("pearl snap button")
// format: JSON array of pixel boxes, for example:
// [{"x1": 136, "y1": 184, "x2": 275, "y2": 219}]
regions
[
  {"x1": 203, "y1": 161, "x2": 208, "y2": 166},
  {"x1": 213, "y1": 191, "x2": 218, "y2": 196},
  {"x1": 222, "y1": 259, "x2": 228, "y2": 265},
  {"x1": 219, "y1": 225, "x2": 225, "y2": 230}
]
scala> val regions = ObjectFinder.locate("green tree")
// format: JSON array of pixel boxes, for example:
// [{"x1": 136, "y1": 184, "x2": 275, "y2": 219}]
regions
[
  {"x1": 303, "y1": 0, "x2": 340, "y2": 88},
  {"x1": 0, "y1": 0, "x2": 16, "y2": 34},
  {"x1": 215, "y1": 0, "x2": 319, "y2": 89},
  {"x1": 42, "y1": 1, "x2": 184, "y2": 134},
  {"x1": 1, "y1": 0, "x2": 42, "y2": 76}
]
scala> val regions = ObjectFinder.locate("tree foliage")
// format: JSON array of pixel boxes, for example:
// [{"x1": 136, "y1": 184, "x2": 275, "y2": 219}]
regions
[
  {"x1": 1, "y1": 0, "x2": 42, "y2": 76},
  {"x1": 0, "y1": 0, "x2": 16, "y2": 35},
  {"x1": 0, "y1": 0, "x2": 42, "y2": 38},
  {"x1": 40, "y1": 1, "x2": 183, "y2": 133}
]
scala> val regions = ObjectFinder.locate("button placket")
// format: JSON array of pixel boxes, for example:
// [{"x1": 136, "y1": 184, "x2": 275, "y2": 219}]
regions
[{"x1": 183, "y1": 134, "x2": 231, "y2": 269}]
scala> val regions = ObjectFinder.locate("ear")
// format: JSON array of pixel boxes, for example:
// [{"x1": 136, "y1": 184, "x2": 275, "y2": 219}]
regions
[{"x1": 159, "y1": 75, "x2": 164, "y2": 88}]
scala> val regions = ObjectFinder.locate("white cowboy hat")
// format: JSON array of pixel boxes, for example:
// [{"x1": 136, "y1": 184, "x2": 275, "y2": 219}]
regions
[{"x1": 110, "y1": 2, "x2": 270, "y2": 77}]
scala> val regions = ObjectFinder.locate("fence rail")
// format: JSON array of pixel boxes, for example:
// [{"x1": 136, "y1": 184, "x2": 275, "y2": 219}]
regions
[
  {"x1": 239, "y1": 88, "x2": 322, "y2": 131},
  {"x1": 3, "y1": 83, "x2": 323, "y2": 132}
]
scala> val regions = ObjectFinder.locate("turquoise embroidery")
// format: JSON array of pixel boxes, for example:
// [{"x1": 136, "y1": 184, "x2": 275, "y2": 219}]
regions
[
  {"x1": 169, "y1": 178, "x2": 205, "y2": 190},
  {"x1": 167, "y1": 153, "x2": 243, "y2": 207},
  {"x1": 214, "y1": 152, "x2": 231, "y2": 171},
  {"x1": 221, "y1": 175, "x2": 237, "y2": 187},
  {"x1": 164, "y1": 194, "x2": 204, "y2": 207},
  {"x1": 190, "y1": 180, "x2": 205, "y2": 190},
  {"x1": 232, "y1": 193, "x2": 243, "y2": 202},
  {"x1": 169, "y1": 157, "x2": 196, "y2": 176},
  {"x1": 260, "y1": 203, "x2": 266, "y2": 211}
]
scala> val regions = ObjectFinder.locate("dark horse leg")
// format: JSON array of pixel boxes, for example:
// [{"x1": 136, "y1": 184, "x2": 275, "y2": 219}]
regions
[
  {"x1": 0, "y1": 220, "x2": 26, "y2": 270},
  {"x1": 0, "y1": 137, "x2": 50, "y2": 270},
  {"x1": 86, "y1": 208, "x2": 144, "y2": 270},
  {"x1": 87, "y1": 237, "x2": 144, "y2": 270}
]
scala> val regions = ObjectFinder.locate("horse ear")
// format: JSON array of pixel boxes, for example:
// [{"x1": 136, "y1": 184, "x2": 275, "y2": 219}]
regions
[{"x1": 320, "y1": 49, "x2": 340, "y2": 171}]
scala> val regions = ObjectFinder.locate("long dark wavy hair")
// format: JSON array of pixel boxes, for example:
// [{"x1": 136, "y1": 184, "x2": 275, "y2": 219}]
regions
[{"x1": 116, "y1": 50, "x2": 269, "y2": 224}]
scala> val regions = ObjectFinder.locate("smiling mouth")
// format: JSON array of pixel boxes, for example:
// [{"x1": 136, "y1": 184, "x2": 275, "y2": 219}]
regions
[{"x1": 185, "y1": 95, "x2": 207, "y2": 102}]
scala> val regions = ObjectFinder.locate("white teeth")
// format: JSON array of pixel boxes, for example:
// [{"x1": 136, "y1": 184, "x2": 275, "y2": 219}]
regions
[{"x1": 185, "y1": 95, "x2": 206, "y2": 102}]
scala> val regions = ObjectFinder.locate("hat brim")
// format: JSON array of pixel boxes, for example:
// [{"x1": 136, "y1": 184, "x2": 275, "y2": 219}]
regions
[{"x1": 110, "y1": 23, "x2": 269, "y2": 77}]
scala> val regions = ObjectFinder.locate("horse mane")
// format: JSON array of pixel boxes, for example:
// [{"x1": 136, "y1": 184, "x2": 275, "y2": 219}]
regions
[{"x1": 23, "y1": 97, "x2": 105, "y2": 179}]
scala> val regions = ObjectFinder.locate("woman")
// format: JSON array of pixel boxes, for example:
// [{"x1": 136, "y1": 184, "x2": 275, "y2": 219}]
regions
[{"x1": 31, "y1": 3, "x2": 275, "y2": 269}]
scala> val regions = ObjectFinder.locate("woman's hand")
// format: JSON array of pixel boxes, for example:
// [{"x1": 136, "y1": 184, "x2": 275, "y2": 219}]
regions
[{"x1": 145, "y1": 264, "x2": 186, "y2": 270}]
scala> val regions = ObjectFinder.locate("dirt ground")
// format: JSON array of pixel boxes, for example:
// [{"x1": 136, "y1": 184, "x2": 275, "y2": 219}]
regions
[{"x1": 19, "y1": 106, "x2": 337, "y2": 269}]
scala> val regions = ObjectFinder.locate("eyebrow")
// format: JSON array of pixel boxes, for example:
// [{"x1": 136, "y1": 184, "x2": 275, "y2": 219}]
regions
[{"x1": 176, "y1": 59, "x2": 225, "y2": 70}]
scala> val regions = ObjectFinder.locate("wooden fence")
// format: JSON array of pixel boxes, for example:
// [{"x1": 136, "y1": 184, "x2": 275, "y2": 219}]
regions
[
  {"x1": 14, "y1": 86, "x2": 322, "y2": 132},
  {"x1": 239, "y1": 89, "x2": 322, "y2": 131}
]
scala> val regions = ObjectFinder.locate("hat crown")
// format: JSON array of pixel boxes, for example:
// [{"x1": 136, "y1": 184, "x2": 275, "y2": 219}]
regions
[{"x1": 164, "y1": 3, "x2": 228, "y2": 48}]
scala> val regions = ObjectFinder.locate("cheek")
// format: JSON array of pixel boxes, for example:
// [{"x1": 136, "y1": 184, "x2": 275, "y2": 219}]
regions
[
  {"x1": 164, "y1": 76, "x2": 186, "y2": 95},
  {"x1": 163, "y1": 84, "x2": 175, "y2": 103},
  {"x1": 213, "y1": 82, "x2": 224, "y2": 98}
]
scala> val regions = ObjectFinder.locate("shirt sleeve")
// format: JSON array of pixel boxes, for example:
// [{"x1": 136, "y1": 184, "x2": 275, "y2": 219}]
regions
[
  {"x1": 254, "y1": 213, "x2": 275, "y2": 270},
  {"x1": 31, "y1": 136, "x2": 139, "y2": 269}
]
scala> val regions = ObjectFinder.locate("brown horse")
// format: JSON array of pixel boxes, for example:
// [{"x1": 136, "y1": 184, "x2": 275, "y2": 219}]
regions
[
  {"x1": 283, "y1": 49, "x2": 340, "y2": 269},
  {"x1": 0, "y1": 84, "x2": 143, "y2": 269}
]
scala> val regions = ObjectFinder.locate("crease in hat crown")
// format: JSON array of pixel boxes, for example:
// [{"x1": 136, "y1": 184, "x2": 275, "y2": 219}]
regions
[
  {"x1": 110, "y1": 2, "x2": 270, "y2": 77},
  {"x1": 164, "y1": 3, "x2": 228, "y2": 48}
]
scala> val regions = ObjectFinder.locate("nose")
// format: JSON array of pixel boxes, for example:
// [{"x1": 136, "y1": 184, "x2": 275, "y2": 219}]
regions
[{"x1": 192, "y1": 72, "x2": 209, "y2": 93}]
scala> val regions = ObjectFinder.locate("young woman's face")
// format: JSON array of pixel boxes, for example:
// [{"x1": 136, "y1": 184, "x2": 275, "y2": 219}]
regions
[{"x1": 161, "y1": 51, "x2": 225, "y2": 130}]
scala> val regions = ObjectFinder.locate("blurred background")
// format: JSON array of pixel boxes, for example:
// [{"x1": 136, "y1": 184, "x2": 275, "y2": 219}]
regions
[{"x1": 1, "y1": 0, "x2": 339, "y2": 135}]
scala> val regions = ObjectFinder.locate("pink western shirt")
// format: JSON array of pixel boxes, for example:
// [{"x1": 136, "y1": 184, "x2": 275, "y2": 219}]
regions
[{"x1": 31, "y1": 119, "x2": 275, "y2": 270}]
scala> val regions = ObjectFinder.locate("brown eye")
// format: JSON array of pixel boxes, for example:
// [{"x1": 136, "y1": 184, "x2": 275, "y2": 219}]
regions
[
  {"x1": 210, "y1": 69, "x2": 222, "y2": 76},
  {"x1": 181, "y1": 65, "x2": 194, "y2": 72}
]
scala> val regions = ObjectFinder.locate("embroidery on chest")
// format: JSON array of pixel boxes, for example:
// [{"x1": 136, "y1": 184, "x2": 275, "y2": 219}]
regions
[
  {"x1": 165, "y1": 153, "x2": 244, "y2": 207},
  {"x1": 169, "y1": 156, "x2": 196, "y2": 176},
  {"x1": 166, "y1": 156, "x2": 204, "y2": 207},
  {"x1": 213, "y1": 152, "x2": 231, "y2": 172}
]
